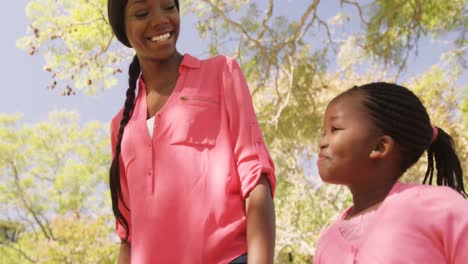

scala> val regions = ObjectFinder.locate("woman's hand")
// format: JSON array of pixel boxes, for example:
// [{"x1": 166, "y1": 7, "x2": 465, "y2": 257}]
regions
[{"x1": 118, "y1": 241, "x2": 131, "y2": 264}]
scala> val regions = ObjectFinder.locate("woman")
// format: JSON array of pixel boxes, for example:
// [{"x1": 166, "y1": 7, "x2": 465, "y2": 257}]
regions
[{"x1": 107, "y1": 0, "x2": 276, "y2": 263}]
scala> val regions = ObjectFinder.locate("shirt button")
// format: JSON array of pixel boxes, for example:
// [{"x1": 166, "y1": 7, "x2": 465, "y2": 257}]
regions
[{"x1": 256, "y1": 137, "x2": 262, "y2": 143}]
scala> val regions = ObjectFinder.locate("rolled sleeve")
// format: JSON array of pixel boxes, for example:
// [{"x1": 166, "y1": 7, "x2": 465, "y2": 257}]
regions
[
  {"x1": 222, "y1": 57, "x2": 276, "y2": 199},
  {"x1": 110, "y1": 113, "x2": 132, "y2": 242}
]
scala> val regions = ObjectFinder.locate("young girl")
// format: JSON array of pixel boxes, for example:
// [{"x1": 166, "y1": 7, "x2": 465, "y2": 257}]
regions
[
  {"x1": 314, "y1": 82, "x2": 468, "y2": 263},
  {"x1": 107, "y1": 0, "x2": 276, "y2": 263}
]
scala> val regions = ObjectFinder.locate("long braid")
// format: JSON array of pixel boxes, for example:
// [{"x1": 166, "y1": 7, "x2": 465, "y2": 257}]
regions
[
  {"x1": 107, "y1": 0, "x2": 180, "y2": 242},
  {"x1": 425, "y1": 127, "x2": 467, "y2": 198},
  {"x1": 348, "y1": 82, "x2": 466, "y2": 198},
  {"x1": 109, "y1": 55, "x2": 140, "y2": 241}
]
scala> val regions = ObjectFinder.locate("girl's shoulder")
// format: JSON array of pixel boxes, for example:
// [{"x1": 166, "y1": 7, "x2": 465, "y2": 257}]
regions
[
  {"x1": 389, "y1": 182, "x2": 463, "y2": 199},
  {"x1": 415, "y1": 184, "x2": 467, "y2": 207},
  {"x1": 387, "y1": 182, "x2": 467, "y2": 215}
]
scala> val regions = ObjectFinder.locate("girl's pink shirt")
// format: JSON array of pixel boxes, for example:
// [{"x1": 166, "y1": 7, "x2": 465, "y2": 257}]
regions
[
  {"x1": 314, "y1": 182, "x2": 468, "y2": 263},
  {"x1": 110, "y1": 54, "x2": 276, "y2": 264}
]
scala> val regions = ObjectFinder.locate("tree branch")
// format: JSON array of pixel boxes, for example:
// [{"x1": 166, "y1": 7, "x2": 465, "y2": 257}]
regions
[
  {"x1": 10, "y1": 160, "x2": 54, "y2": 241},
  {"x1": 201, "y1": 0, "x2": 271, "y2": 63},
  {"x1": 0, "y1": 242, "x2": 36, "y2": 263},
  {"x1": 341, "y1": 0, "x2": 368, "y2": 25}
]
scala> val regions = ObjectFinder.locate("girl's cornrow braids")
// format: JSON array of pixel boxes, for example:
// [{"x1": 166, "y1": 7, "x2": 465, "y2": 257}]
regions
[
  {"x1": 351, "y1": 82, "x2": 466, "y2": 198},
  {"x1": 357, "y1": 83, "x2": 432, "y2": 172}
]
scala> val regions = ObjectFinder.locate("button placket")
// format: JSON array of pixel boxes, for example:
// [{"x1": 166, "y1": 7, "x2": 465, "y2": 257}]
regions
[{"x1": 155, "y1": 113, "x2": 161, "y2": 128}]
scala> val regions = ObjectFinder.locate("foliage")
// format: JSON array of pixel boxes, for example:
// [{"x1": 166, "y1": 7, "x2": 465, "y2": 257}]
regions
[
  {"x1": 16, "y1": 0, "x2": 130, "y2": 96},
  {"x1": 0, "y1": 112, "x2": 118, "y2": 263},
  {"x1": 364, "y1": 0, "x2": 467, "y2": 71}
]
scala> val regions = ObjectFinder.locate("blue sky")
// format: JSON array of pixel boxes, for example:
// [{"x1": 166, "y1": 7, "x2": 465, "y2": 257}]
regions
[
  {"x1": 0, "y1": 0, "x2": 204, "y2": 123},
  {"x1": 1, "y1": 0, "x2": 464, "y2": 124}
]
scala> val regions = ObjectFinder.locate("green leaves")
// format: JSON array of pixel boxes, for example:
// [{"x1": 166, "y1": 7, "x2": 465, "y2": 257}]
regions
[
  {"x1": 364, "y1": 0, "x2": 466, "y2": 69},
  {"x1": 17, "y1": 0, "x2": 128, "y2": 95},
  {"x1": 0, "y1": 111, "x2": 115, "y2": 262}
]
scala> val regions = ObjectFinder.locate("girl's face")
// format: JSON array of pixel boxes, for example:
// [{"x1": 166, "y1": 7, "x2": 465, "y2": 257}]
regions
[
  {"x1": 124, "y1": 0, "x2": 180, "y2": 61},
  {"x1": 317, "y1": 93, "x2": 380, "y2": 185}
]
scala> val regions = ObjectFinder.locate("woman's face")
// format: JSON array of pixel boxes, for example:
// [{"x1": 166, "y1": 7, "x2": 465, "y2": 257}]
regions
[{"x1": 124, "y1": 0, "x2": 180, "y2": 61}]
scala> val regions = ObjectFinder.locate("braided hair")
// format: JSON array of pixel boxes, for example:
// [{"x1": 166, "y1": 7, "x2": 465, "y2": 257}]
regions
[
  {"x1": 425, "y1": 128, "x2": 466, "y2": 197},
  {"x1": 107, "y1": 0, "x2": 180, "y2": 241},
  {"x1": 349, "y1": 82, "x2": 466, "y2": 198},
  {"x1": 109, "y1": 55, "x2": 139, "y2": 241}
]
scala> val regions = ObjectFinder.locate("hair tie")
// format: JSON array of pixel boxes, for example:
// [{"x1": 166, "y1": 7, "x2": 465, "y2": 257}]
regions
[{"x1": 431, "y1": 125, "x2": 438, "y2": 142}]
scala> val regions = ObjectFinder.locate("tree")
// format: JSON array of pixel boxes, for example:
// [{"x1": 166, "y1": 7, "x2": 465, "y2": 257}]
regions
[
  {"x1": 17, "y1": 0, "x2": 467, "y2": 262},
  {"x1": 0, "y1": 112, "x2": 118, "y2": 263},
  {"x1": 17, "y1": 0, "x2": 126, "y2": 96},
  {"x1": 363, "y1": 0, "x2": 467, "y2": 73}
]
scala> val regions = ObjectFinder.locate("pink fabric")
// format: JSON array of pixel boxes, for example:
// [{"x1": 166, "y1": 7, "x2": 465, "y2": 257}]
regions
[
  {"x1": 314, "y1": 182, "x2": 468, "y2": 263},
  {"x1": 338, "y1": 209, "x2": 376, "y2": 244},
  {"x1": 110, "y1": 54, "x2": 275, "y2": 263}
]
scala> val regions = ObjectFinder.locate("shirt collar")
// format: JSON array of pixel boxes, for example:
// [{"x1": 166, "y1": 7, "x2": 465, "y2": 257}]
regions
[
  {"x1": 180, "y1": 53, "x2": 201, "y2": 69},
  {"x1": 137, "y1": 53, "x2": 200, "y2": 88}
]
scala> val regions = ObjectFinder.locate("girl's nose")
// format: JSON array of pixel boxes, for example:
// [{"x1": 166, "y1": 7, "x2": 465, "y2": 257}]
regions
[{"x1": 319, "y1": 134, "x2": 328, "y2": 149}]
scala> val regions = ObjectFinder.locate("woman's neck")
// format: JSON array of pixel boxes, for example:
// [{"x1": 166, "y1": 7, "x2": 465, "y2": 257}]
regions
[{"x1": 139, "y1": 52, "x2": 184, "y2": 94}]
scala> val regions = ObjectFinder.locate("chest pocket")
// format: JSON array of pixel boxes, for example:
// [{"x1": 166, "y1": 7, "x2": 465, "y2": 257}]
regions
[{"x1": 169, "y1": 90, "x2": 221, "y2": 147}]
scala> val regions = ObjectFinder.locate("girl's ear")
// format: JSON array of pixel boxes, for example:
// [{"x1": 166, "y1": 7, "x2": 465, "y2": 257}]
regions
[{"x1": 369, "y1": 135, "x2": 394, "y2": 159}]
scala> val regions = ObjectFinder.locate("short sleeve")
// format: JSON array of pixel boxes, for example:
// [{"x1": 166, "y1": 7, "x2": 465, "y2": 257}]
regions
[
  {"x1": 110, "y1": 111, "x2": 132, "y2": 242},
  {"x1": 221, "y1": 57, "x2": 276, "y2": 199}
]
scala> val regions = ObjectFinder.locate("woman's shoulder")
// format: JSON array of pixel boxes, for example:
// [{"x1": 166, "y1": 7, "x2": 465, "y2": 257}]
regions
[
  {"x1": 195, "y1": 54, "x2": 239, "y2": 70},
  {"x1": 110, "y1": 108, "x2": 124, "y2": 133}
]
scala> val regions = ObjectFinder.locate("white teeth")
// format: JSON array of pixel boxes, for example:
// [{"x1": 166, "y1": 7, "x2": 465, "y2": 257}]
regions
[{"x1": 151, "y1": 33, "x2": 171, "y2": 42}]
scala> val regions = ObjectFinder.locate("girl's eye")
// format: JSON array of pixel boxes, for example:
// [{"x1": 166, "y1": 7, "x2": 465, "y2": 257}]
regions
[
  {"x1": 331, "y1": 126, "x2": 342, "y2": 133},
  {"x1": 165, "y1": 4, "x2": 176, "y2": 10}
]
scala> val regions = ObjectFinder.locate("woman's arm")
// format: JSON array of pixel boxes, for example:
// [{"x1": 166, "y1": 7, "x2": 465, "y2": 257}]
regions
[
  {"x1": 220, "y1": 57, "x2": 276, "y2": 263},
  {"x1": 118, "y1": 241, "x2": 131, "y2": 264},
  {"x1": 246, "y1": 174, "x2": 275, "y2": 264}
]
